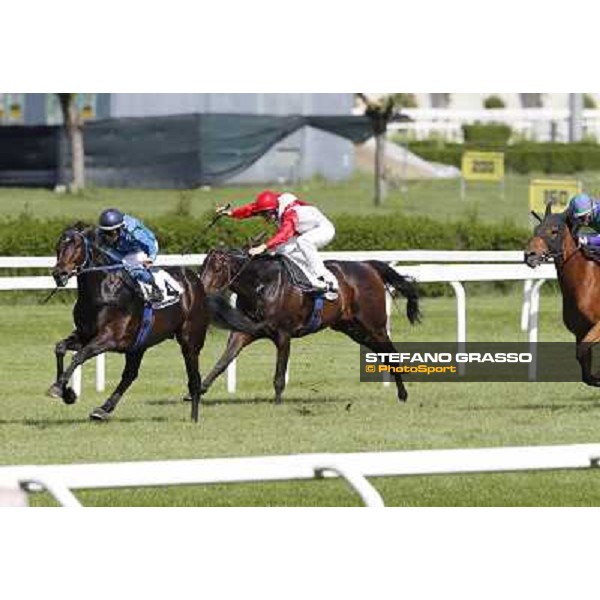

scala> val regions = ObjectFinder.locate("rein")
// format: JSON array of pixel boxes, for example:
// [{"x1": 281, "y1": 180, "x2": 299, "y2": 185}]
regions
[
  {"x1": 223, "y1": 255, "x2": 255, "y2": 290},
  {"x1": 206, "y1": 249, "x2": 256, "y2": 292}
]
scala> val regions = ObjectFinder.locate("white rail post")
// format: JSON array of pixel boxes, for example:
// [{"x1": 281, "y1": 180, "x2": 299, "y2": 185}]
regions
[
  {"x1": 96, "y1": 354, "x2": 105, "y2": 393},
  {"x1": 521, "y1": 279, "x2": 533, "y2": 331},
  {"x1": 528, "y1": 280, "x2": 545, "y2": 381},
  {"x1": 315, "y1": 464, "x2": 385, "y2": 507},
  {"x1": 449, "y1": 281, "x2": 467, "y2": 375},
  {"x1": 227, "y1": 294, "x2": 237, "y2": 394},
  {"x1": 70, "y1": 360, "x2": 82, "y2": 398},
  {"x1": 25, "y1": 477, "x2": 82, "y2": 508}
]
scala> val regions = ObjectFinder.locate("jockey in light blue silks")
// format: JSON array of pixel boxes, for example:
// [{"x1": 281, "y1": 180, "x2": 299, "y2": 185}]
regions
[
  {"x1": 97, "y1": 208, "x2": 163, "y2": 303},
  {"x1": 567, "y1": 193, "x2": 600, "y2": 248}
]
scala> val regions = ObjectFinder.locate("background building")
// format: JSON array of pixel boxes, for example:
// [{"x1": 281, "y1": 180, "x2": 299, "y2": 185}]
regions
[{"x1": 0, "y1": 93, "x2": 355, "y2": 184}]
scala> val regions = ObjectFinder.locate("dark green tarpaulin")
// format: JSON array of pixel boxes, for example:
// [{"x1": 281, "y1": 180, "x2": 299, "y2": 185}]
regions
[{"x1": 0, "y1": 114, "x2": 377, "y2": 188}]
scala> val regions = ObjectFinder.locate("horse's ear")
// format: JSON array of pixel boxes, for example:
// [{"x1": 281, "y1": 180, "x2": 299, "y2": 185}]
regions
[
  {"x1": 531, "y1": 210, "x2": 543, "y2": 223},
  {"x1": 544, "y1": 201, "x2": 553, "y2": 217}
]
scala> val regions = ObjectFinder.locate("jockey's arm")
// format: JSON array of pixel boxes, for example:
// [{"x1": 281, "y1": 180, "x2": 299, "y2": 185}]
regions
[
  {"x1": 131, "y1": 227, "x2": 158, "y2": 263},
  {"x1": 265, "y1": 211, "x2": 297, "y2": 250},
  {"x1": 230, "y1": 203, "x2": 258, "y2": 219}
]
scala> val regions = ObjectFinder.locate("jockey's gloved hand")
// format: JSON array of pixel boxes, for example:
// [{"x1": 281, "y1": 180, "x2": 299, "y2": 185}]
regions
[
  {"x1": 248, "y1": 243, "x2": 267, "y2": 257},
  {"x1": 578, "y1": 235, "x2": 589, "y2": 246},
  {"x1": 216, "y1": 206, "x2": 232, "y2": 217}
]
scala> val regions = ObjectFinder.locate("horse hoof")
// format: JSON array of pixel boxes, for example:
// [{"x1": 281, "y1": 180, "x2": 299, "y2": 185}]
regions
[
  {"x1": 47, "y1": 384, "x2": 64, "y2": 400},
  {"x1": 63, "y1": 387, "x2": 78, "y2": 405},
  {"x1": 89, "y1": 407, "x2": 111, "y2": 421}
]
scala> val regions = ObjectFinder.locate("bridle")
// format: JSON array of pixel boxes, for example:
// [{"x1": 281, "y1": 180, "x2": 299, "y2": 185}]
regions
[
  {"x1": 534, "y1": 216, "x2": 580, "y2": 267},
  {"x1": 58, "y1": 228, "x2": 140, "y2": 287},
  {"x1": 205, "y1": 249, "x2": 254, "y2": 292},
  {"x1": 57, "y1": 229, "x2": 94, "y2": 276}
]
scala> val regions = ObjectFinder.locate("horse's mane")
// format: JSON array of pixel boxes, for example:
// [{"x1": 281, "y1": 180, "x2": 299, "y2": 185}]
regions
[{"x1": 66, "y1": 221, "x2": 92, "y2": 233}]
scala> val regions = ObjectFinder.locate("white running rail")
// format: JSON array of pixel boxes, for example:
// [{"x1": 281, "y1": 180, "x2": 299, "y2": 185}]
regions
[{"x1": 3, "y1": 443, "x2": 600, "y2": 507}]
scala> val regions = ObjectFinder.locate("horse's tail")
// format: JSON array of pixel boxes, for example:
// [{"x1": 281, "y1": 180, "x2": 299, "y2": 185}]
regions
[
  {"x1": 205, "y1": 293, "x2": 262, "y2": 335},
  {"x1": 366, "y1": 260, "x2": 422, "y2": 325}
]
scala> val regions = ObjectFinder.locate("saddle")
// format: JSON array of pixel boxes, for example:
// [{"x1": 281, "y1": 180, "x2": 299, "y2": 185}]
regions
[
  {"x1": 278, "y1": 256, "x2": 319, "y2": 294},
  {"x1": 580, "y1": 245, "x2": 600, "y2": 264}
]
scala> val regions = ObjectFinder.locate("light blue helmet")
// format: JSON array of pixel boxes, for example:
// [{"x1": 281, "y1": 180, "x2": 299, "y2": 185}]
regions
[{"x1": 569, "y1": 193, "x2": 594, "y2": 219}]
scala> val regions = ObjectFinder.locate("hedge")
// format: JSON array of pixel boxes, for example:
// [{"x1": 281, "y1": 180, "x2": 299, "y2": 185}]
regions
[
  {"x1": 462, "y1": 123, "x2": 512, "y2": 147},
  {"x1": 407, "y1": 141, "x2": 600, "y2": 174},
  {"x1": 0, "y1": 212, "x2": 530, "y2": 257},
  {"x1": 0, "y1": 213, "x2": 534, "y2": 299}
]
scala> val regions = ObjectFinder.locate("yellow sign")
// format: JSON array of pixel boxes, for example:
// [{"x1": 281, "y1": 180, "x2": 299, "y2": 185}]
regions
[
  {"x1": 528, "y1": 179, "x2": 581, "y2": 214},
  {"x1": 461, "y1": 151, "x2": 505, "y2": 182}
]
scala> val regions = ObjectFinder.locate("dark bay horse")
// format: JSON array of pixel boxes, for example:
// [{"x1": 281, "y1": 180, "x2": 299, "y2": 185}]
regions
[
  {"x1": 48, "y1": 224, "x2": 260, "y2": 422},
  {"x1": 525, "y1": 202, "x2": 600, "y2": 385},
  {"x1": 199, "y1": 249, "x2": 421, "y2": 403}
]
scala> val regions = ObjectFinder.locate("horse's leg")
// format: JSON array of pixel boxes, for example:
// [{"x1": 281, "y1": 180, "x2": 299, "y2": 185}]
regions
[
  {"x1": 576, "y1": 326, "x2": 600, "y2": 385},
  {"x1": 176, "y1": 330, "x2": 205, "y2": 423},
  {"x1": 48, "y1": 334, "x2": 117, "y2": 402},
  {"x1": 201, "y1": 331, "x2": 257, "y2": 395},
  {"x1": 90, "y1": 350, "x2": 145, "y2": 421},
  {"x1": 50, "y1": 332, "x2": 82, "y2": 404},
  {"x1": 340, "y1": 322, "x2": 408, "y2": 402},
  {"x1": 273, "y1": 332, "x2": 291, "y2": 405}
]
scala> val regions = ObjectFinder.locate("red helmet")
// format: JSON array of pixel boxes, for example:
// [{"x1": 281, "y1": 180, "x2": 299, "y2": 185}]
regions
[{"x1": 254, "y1": 190, "x2": 279, "y2": 213}]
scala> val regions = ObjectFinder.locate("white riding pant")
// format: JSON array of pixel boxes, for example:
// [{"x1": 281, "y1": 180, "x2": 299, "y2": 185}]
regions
[{"x1": 274, "y1": 221, "x2": 338, "y2": 290}]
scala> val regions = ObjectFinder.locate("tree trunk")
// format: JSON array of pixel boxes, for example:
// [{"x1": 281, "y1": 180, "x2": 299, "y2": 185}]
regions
[
  {"x1": 57, "y1": 93, "x2": 85, "y2": 192},
  {"x1": 374, "y1": 132, "x2": 387, "y2": 206}
]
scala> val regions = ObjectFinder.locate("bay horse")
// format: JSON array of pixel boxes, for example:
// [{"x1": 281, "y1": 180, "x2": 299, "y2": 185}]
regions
[
  {"x1": 199, "y1": 249, "x2": 421, "y2": 403},
  {"x1": 48, "y1": 223, "x2": 260, "y2": 422},
  {"x1": 525, "y1": 202, "x2": 600, "y2": 385}
]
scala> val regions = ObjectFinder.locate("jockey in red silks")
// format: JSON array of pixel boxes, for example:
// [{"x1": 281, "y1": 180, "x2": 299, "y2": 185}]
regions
[{"x1": 217, "y1": 190, "x2": 339, "y2": 300}]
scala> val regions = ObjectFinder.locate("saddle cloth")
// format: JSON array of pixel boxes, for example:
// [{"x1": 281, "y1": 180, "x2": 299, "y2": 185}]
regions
[{"x1": 140, "y1": 269, "x2": 184, "y2": 309}]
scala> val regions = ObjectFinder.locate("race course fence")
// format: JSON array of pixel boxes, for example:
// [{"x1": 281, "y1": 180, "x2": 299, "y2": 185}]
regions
[
  {"x1": 0, "y1": 250, "x2": 556, "y2": 394},
  {"x1": 2, "y1": 443, "x2": 600, "y2": 507}
]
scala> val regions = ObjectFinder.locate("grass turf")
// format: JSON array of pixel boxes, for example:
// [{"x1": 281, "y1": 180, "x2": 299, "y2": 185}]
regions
[
  {"x1": 3, "y1": 289, "x2": 600, "y2": 506},
  {"x1": 2, "y1": 170, "x2": 600, "y2": 224}
]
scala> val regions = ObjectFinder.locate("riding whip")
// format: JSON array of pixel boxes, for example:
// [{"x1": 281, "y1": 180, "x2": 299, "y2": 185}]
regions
[{"x1": 181, "y1": 203, "x2": 231, "y2": 255}]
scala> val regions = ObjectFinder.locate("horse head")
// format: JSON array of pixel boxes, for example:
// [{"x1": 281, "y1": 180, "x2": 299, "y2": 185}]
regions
[
  {"x1": 524, "y1": 202, "x2": 571, "y2": 268},
  {"x1": 52, "y1": 223, "x2": 93, "y2": 287},
  {"x1": 200, "y1": 248, "x2": 248, "y2": 293}
]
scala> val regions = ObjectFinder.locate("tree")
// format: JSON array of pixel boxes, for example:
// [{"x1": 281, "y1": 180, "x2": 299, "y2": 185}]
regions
[
  {"x1": 356, "y1": 93, "x2": 397, "y2": 206},
  {"x1": 57, "y1": 93, "x2": 85, "y2": 192}
]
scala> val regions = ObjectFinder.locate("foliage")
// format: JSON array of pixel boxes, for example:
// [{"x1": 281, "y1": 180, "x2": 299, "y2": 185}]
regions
[
  {"x1": 408, "y1": 140, "x2": 600, "y2": 174},
  {"x1": 462, "y1": 122, "x2": 512, "y2": 147},
  {"x1": 584, "y1": 94, "x2": 597, "y2": 109},
  {"x1": 390, "y1": 93, "x2": 418, "y2": 108},
  {"x1": 0, "y1": 212, "x2": 530, "y2": 257},
  {"x1": 483, "y1": 95, "x2": 506, "y2": 109}
]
